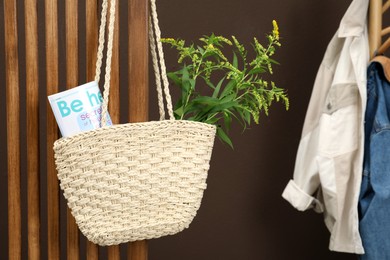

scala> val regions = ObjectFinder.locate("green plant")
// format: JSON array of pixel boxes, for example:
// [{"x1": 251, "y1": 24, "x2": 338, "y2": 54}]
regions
[{"x1": 161, "y1": 21, "x2": 289, "y2": 148}]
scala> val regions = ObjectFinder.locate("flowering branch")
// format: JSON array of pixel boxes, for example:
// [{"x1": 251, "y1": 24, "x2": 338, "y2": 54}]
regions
[{"x1": 161, "y1": 21, "x2": 289, "y2": 148}]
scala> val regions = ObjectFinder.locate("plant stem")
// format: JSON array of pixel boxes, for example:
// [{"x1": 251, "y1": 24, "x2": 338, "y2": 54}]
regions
[{"x1": 180, "y1": 50, "x2": 206, "y2": 119}]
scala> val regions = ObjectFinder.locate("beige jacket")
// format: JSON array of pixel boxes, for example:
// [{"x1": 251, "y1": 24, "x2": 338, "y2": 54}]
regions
[{"x1": 282, "y1": 0, "x2": 369, "y2": 254}]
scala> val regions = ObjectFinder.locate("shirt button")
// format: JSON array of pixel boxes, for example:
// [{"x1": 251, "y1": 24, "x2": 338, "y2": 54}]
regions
[{"x1": 327, "y1": 103, "x2": 332, "y2": 110}]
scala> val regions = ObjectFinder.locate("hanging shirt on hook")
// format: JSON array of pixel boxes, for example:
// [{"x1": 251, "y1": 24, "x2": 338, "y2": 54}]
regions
[{"x1": 282, "y1": 0, "x2": 369, "y2": 254}]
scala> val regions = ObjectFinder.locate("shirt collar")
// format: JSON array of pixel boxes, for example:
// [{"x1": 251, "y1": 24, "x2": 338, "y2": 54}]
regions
[{"x1": 338, "y1": 0, "x2": 369, "y2": 38}]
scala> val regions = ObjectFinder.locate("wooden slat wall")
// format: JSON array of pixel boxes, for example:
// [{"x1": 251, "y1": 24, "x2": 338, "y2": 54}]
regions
[{"x1": 2, "y1": 0, "x2": 149, "y2": 259}]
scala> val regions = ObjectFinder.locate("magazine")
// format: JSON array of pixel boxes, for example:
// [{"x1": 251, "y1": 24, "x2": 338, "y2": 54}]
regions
[{"x1": 48, "y1": 81, "x2": 112, "y2": 137}]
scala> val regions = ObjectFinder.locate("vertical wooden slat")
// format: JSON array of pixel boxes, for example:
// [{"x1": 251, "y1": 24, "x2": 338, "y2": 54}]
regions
[
  {"x1": 4, "y1": 0, "x2": 21, "y2": 259},
  {"x1": 25, "y1": 0, "x2": 41, "y2": 259},
  {"x1": 45, "y1": 0, "x2": 60, "y2": 259},
  {"x1": 108, "y1": 1, "x2": 120, "y2": 259},
  {"x1": 107, "y1": 245, "x2": 121, "y2": 260},
  {"x1": 128, "y1": 0, "x2": 149, "y2": 123},
  {"x1": 128, "y1": 0, "x2": 148, "y2": 259},
  {"x1": 86, "y1": 242, "x2": 98, "y2": 260},
  {"x1": 85, "y1": 0, "x2": 99, "y2": 259},
  {"x1": 86, "y1": 0, "x2": 98, "y2": 83},
  {"x1": 86, "y1": 241, "x2": 98, "y2": 260},
  {"x1": 128, "y1": 241, "x2": 148, "y2": 260},
  {"x1": 369, "y1": 0, "x2": 382, "y2": 58},
  {"x1": 65, "y1": 1, "x2": 80, "y2": 259}
]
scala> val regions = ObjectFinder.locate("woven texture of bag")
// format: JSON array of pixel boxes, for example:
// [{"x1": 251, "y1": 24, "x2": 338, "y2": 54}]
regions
[
  {"x1": 53, "y1": 0, "x2": 216, "y2": 246},
  {"x1": 54, "y1": 120, "x2": 215, "y2": 245}
]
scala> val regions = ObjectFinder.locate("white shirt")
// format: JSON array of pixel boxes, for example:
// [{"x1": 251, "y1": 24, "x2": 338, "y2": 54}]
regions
[{"x1": 282, "y1": 0, "x2": 369, "y2": 254}]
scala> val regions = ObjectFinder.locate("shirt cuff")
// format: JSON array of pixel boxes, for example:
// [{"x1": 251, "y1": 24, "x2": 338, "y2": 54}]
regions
[{"x1": 282, "y1": 180, "x2": 323, "y2": 212}]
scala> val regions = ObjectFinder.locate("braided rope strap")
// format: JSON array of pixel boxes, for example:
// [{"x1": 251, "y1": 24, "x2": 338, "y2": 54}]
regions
[{"x1": 53, "y1": 0, "x2": 216, "y2": 246}]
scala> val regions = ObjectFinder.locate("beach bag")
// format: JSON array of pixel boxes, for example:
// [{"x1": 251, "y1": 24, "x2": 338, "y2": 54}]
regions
[{"x1": 53, "y1": 0, "x2": 216, "y2": 246}]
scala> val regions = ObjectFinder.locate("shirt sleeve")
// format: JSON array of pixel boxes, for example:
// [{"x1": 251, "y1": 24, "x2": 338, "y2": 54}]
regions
[{"x1": 282, "y1": 127, "x2": 324, "y2": 213}]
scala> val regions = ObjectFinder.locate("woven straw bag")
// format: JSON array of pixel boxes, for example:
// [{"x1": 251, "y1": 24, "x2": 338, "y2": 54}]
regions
[{"x1": 53, "y1": 0, "x2": 216, "y2": 246}]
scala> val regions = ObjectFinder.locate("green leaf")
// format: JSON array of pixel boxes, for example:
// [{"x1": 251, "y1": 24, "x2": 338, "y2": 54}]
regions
[
  {"x1": 190, "y1": 96, "x2": 219, "y2": 120},
  {"x1": 217, "y1": 126, "x2": 233, "y2": 149},
  {"x1": 220, "y1": 80, "x2": 237, "y2": 98},
  {"x1": 167, "y1": 72, "x2": 182, "y2": 86},
  {"x1": 269, "y1": 58, "x2": 280, "y2": 65},
  {"x1": 197, "y1": 46, "x2": 205, "y2": 54},
  {"x1": 248, "y1": 67, "x2": 263, "y2": 75},
  {"x1": 220, "y1": 93, "x2": 235, "y2": 102},
  {"x1": 223, "y1": 112, "x2": 232, "y2": 132},
  {"x1": 182, "y1": 101, "x2": 199, "y2": 115},
  {"x1": 181, "y1": 66, "x2": 192, "y2": 104},
  {"x1": 189, "y1": 78, "x2": 196, "y2": 89},
  {"x1": 192, "y1": 96, "x2": 220, "y2": 105},
  {"x1": 203, "y1": 77, "x2": 215, "y2": 89},
  {"x1": 181, "y1": 65, "x2": 190, "y2": 90},
  {"x1": 174, "y1": 106, "x2": 184, "y2": 118},
  {"x1": 205, "y1": 115, "x2": 221, "y2": 125},
  {"x1": 232, "y1": 52, "x2": 238, "y2": 69},
  {"x1": 243, "y1": 110, "x2": 251, "y2": 124},
  {"x1": 212, "y1": 78, "x2": 225, "y2": 98},
  {"x1": 225, "y1": 108, "x2": 243, "y2": 124},
  {"x1": 209, "y1": 100, "x2": 238, "y2": 114}
]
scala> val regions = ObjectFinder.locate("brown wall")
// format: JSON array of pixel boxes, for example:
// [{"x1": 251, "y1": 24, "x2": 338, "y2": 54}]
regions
[
  {"x1": 0, "y1": 0, "x2": 361, "y2": 259},
  {"x1": 148, "y1": 0, "x2": 357, "y2": 259}
]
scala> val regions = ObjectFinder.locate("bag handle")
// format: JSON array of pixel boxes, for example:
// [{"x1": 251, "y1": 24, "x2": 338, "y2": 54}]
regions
[
  {"x1": 94, "y1": 0, "x2": 115, "y2": 127},
  {"x1": 94, "y1": 0, "x2": 109, "y2": 84},
  {"x1": 97, "y1": 0, "x2": 175, "y2": 126},
  {"x1": 149, "y1": 0, "x2": 175, "y2": 120}
]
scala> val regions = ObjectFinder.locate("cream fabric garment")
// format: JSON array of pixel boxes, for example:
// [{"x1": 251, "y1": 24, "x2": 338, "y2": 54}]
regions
[{"x1": 282, "y1": 0, "x2": 369, "y2": 254}]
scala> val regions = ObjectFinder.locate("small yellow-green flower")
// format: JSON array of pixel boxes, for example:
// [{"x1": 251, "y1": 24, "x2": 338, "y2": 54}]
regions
[{"x1": 272, "y1": 20, "x2": 279, "y2": 40}]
